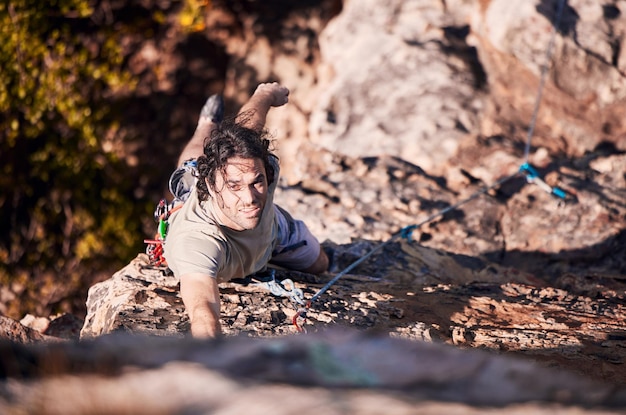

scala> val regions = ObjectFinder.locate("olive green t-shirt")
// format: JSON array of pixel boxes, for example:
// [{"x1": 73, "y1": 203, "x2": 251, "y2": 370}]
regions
[{"x1": 163, "y1": 159, "x2": 279, "y2": 282}]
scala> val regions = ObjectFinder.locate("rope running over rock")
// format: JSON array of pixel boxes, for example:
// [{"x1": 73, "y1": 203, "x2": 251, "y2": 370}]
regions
[{"x1": 291, "y1": 0, "x2": 569, "y2": 332}]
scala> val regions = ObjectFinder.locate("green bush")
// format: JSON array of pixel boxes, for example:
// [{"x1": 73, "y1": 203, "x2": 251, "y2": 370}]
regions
[{"x1": 0, "y1": 1, "x2": 145, "y2": 318}]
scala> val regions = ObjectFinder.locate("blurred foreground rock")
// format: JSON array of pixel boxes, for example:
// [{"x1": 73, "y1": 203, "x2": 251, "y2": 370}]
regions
[{"x1": 2, "y1": 329, "x2": 626, "y2": 414}]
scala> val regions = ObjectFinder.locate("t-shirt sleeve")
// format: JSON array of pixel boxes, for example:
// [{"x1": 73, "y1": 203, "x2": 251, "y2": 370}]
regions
[{"x1": 164, "y1": 230, "x2": 224, "y2": 279}]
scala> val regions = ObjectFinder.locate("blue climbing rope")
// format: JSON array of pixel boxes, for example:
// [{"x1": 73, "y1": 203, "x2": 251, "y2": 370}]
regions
[
  {"x1": 292, "y1": 171, "x2": 520, "y2": 331},
  {"x1": 310, "y1": 171, "x2": 519, "y2": 304},
  {"x1": 523, "y1": 0, "x2": 567, "y2": 164},
  {"x1": 518, "y1": 0, "x2": 568, "y2": 199}
]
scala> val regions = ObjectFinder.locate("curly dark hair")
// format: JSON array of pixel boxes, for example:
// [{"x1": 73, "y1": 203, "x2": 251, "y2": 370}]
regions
[{"x1": 196, "y1": 118, "x2": 276, "y2": 202}]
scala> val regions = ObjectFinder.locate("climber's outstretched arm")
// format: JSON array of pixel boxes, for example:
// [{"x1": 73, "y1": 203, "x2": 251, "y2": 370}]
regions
[{"x1": 179, "y1": 272, "x2": 222, "y2": 338}]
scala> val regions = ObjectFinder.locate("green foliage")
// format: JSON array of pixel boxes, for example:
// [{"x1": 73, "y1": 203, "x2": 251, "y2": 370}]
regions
[{"x1": 0, "y1": 1, "x2": 144, "y2": 318}]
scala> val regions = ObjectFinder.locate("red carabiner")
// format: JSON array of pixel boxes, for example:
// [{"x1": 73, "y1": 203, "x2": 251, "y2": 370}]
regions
[{"x1": 292, "y1": 301, "x2": 311, "y2": 333}]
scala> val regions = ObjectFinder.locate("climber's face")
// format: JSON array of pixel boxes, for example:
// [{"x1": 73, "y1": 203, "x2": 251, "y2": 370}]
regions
[{"x1": 208, "y1": 157, "x2": 268, "y2": 231}]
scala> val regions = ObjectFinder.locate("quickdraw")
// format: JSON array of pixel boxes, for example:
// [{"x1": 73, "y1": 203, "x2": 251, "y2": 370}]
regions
[
  {"x1": 519, "y1": 163, "x2": 567, "y2": 199},
  {"x1": 144, "y1": 199, "x2": 182, "y2": 266}
]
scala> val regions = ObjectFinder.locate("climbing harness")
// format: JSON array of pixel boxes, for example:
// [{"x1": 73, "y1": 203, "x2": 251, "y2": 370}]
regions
[
  {"x1": 168, "y1": 159, "x2": 198, "y2": 202},
  {"x1": 290, "y1": 0, "x2": 569, "y2": 332}
]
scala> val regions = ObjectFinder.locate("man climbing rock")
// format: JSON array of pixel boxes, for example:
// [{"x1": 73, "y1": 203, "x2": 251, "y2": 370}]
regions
[{"x1": 164, "y1": 83, "x2": 328, "y2": 338}]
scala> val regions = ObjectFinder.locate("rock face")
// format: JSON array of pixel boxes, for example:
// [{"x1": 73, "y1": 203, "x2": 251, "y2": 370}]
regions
[
  {"x1": 3, "y1": 0, "x2": 626, "y2": 413},
  {"x1": 309, "y1": 0, "x2": 483, "y2": 173},
  {"x1": 302, "y1": 0, "x2": 626, "y2": 176}
]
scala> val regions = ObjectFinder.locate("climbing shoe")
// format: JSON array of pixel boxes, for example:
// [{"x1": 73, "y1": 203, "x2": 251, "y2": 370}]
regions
[{"x1": 200, "y1": 94, "x2": 224, "y2": 123}]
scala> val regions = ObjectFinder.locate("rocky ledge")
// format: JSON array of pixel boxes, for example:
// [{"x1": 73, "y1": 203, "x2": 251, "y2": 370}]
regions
[{"x1": 77, "y1": 235, "x2": 626, "y2": 387}]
